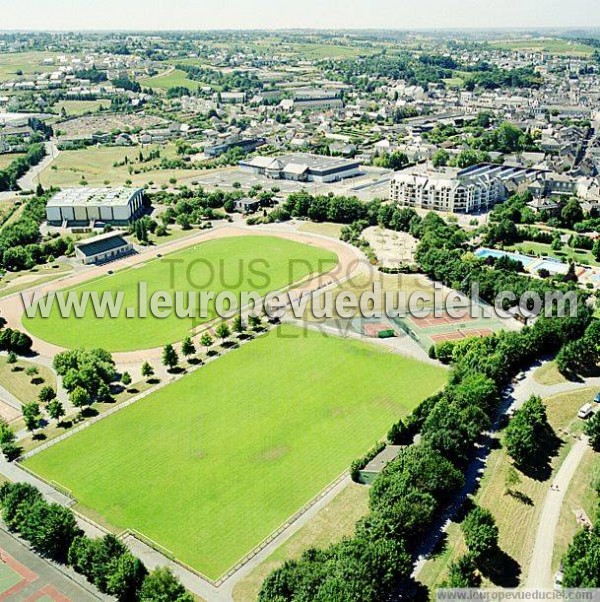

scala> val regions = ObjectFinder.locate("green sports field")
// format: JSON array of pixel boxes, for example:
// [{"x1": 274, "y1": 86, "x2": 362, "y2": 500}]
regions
[
  {"x1": 24, "y1": 236, "x2": 337, "y2": 351},
  {"x1": 24, "y1": 324, "x2": 446, "y2": 579},
  {"x1": 138, "y1": 68, "x2": 201, "y2": 90}
]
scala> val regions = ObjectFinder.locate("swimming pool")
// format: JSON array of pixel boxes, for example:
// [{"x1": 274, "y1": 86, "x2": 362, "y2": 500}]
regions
[
  {"x1": 475, "y1": 248, "x2": 537, "y2": 268},
  {"x1": 535, "y1": 259, "x2": 568, "y2": 275}
]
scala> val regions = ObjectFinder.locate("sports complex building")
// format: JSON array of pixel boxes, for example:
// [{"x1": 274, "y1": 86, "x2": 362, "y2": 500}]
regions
[
  {"x1": 46, "y1": 187, "x2": 145, "y2": 227},
  {"x1": 239, "y1": 153, "x2": 362, "y2": 183}
]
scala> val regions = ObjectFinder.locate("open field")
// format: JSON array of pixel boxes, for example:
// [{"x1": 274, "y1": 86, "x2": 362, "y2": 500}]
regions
[
  {"x1": 0, "y1": 198, "x2": 17, "y2": 226},
  {"x1": 0, "y1": 263, "x2": 72, "y2": 299},
  {"x1": 488, "y1": 38, "x2": 596, "y2": 56},
  {"x1": 24, "y1": 235, "x2": 338, "y2": 351},
  {"x1": 297, "y1": 221, "x2": 343, "y2": 239},
  {"x1": 0, "y1": 51, "x2": 65, "y2": 81},
  {"x1": 24, "y1": 324, "x2": 446, "y2": 579},
  {"x1": 38, "y1": 143, "x2": 203, "y2": 188},
  {"x1": 507, "y1": 241, "x2": 599, "y2": 268},
  {"x1": 139, "y1": 68, "x2": 202, "y2": 90},
  {"x1": 0, "y1": 356, "x2": 56, "y2": 404},
  {"x1": 53, "y1": 99, "x2": 111, "y2": 116},
  {"x1": 232, "y1": 482, "x2": 369, "y2": 602},
  {"x1": 283, "y1": 42, "x2": 380, "y2": 59},
  {"x1": 0, "y1": 153, "x2": 25, "y2": 169},
  {"x1": 418, "y1": 387, "x2": 597, "y2": 589}
]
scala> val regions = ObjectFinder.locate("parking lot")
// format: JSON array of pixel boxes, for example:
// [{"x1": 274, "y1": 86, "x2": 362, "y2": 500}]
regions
[{"x1": 194, "y1": 165, "x2": 392, "y2": 200}]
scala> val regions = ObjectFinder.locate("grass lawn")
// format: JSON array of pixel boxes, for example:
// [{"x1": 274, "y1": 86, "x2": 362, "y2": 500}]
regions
[
  {"x1": 24, "y1": 235, "x2": 338, "y2": 351},
  {"x1": 139, "y1": 69, "x2": 201, "y2": 91},
  {"x1": 0, "y1": 51, "x2": 65, "y2": 81},
  {"x1": 507, "y1": 241, "x2": 599, "y2": 268},
  {"x1": 488, "y1": 38, "x2": 595, "y2": 56},
  {"x1": 38, "y1": 144, "x2": 200, "y2": 189},
  {"x1": 0, "y1": 264, "x2": 72, "y2": 299},
  {"x1": 232, "y1": 482, "x2": 369, "y2": 602},
  {"x1": 533, "y1": 361, "x2": 567, "y2": 386},
  {"x1": 0, "y1": 198, "x2": 17, "y2": 227},
  {"x1": 54, "y1": 99, "x2": 111, "y2": 116},
  {"x1": 0, "y1": 357, "x2": 56, "y2": 404},
  {"x1": 302, "y1": 270, "x2": 451, "y2": 323},
  {"x1": 297, "y1": 221, "x2": 343, "y2": 239},
  {"x1": 24, "y1": 324, "x2": 446, "y2": 579},
  {"x1": 418, "y1": 387, "x2": 598, "y2": 589},
  {"x1": 20, "y1": 378, "x2": 156, "y2": 453},
  {"x1": 0, "y1": 153, "x2": 25, "y2": 169}
]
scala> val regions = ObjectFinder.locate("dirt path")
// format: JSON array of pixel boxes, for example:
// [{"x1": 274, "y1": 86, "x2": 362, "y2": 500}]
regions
[
  {"x1": 525, "y1": 436, "x2": 589, "y2": 588},
  {"x1": 0, "y1": 223, "x2": 363, "y2": 364}
]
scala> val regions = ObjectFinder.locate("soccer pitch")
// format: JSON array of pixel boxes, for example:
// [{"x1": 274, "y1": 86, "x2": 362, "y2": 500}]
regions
[
  {"x1": 24, "y1": 325, "x2": 447, "y2": 579},
  {"x1": 23, "y1": 235, "x2": 337, "y2": 351}
]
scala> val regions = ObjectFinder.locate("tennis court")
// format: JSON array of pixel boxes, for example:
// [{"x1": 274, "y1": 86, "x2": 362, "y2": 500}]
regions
[{"x1": 392, "y1": 302, "x2": 504, "y2": 350}]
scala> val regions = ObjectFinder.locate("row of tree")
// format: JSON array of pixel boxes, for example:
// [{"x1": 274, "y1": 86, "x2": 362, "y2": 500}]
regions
[
  {"x1": 0, "y1": 143, "x2": 46, "y2": 192},
  {"x1": 259, "y1": 204, "x2": 594, "y2": 599}
]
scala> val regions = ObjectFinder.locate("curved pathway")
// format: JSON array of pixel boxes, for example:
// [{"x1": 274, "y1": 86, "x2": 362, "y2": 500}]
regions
[
  {"x1": 413, "y1": 364, "x2": 599, "y2": 580},
  {"x1": 0, "y1": 223, "x2": 364, "y2": 364},
  {"x1": 18, "y1": 141, "x2": 59, "y2": 191},
  {"x1": 525, "y1": 435, "x2": 590, "y2": 588}
]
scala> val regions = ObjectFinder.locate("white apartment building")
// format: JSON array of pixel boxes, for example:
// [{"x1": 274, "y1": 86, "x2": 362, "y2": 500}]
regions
[{"x1": 390, "y1": 164, "x2": 539, "y2": 213}]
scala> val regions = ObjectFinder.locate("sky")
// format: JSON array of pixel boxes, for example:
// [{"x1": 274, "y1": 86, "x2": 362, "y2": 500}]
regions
[{"x1": 1, "y1": 0, "x2": 600, "y2": 31}]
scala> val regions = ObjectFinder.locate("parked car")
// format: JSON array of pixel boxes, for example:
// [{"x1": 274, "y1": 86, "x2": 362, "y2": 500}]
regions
[
  {"x1": 578, "y1": 403, "x2": 593, "y2": 419},
  {"x1": 594, "y1": 392, "x2": 600, "y2": 403},
  {"x1": 554, "y1": 569, "x2": 563, "y2": 590},
  {"x1": 516, "y1": 372, "x2": 526, "y2": 381}
]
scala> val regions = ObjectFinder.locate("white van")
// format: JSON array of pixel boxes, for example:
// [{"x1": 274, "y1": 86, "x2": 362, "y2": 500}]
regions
[{"x1": 578, "y1": 403, "x2": 593, "y2": 419}]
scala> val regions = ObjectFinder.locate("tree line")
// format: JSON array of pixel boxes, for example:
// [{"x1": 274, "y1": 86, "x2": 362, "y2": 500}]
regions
[
  {"x1": 0, "y1": 143, "x2": 46, "y2": 192},
  {"x1": 0, "y1": 191, "x2": 75, "y2": 272},
  {"x1": 0, "y1": 482, "x2": 193, "y2": 601},
  {"x1": 258, "y1": 208, "x2": 594, "y2": 599}
]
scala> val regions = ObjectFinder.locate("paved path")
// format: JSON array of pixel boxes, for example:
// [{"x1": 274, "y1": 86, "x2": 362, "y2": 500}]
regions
[
  {"x1": 525, "y1": 436, "x2": 589, "y2": 588},
  {"x1": 413, "y1": 363, "x2": 599, "y2": 579},
  {"x1": 0, "y1": 383, "x2": 22, "y2": 411},
  {"x1": 17, "y1": 141, "x2": 59, "y2": 191}
]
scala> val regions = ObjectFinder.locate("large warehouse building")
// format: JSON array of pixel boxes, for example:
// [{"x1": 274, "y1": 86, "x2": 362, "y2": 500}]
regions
[
  {"x1": 46, "y1": 187, "x2": 145, "y2": 226},
  {"x1": 239, "y1": 153, "x2": 361, "y2": 183}
]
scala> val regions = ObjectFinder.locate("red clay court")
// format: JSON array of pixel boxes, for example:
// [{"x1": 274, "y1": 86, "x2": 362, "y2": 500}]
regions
[
  {"x1": 408, "y1": 312, "x2": 474, "y2": 328},
  {"x1": 0, "y1": 535, "x2": 96, "y2": 602},
  {"x1": 363, "y1": 322, "x2": 392, "y2": 337},
  {"x1": 430, "y1": 328, "x2": 494, "y2": 344}
]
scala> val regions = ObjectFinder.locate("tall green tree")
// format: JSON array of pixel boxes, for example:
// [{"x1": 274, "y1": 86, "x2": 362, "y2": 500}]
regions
[{"x1": 162, "y1": 344, "x2": 178, "y2": 370}]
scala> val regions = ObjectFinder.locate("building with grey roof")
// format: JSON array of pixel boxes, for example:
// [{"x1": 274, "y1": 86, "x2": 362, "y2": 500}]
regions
[
  {"x1": 46, "y1": 187, "x2": 144, "y2": 226},
  {"x1": 240, "y1": 153, "x2": 361, "y2": 183},
  {"x1": 74, "y1": 231, "x2": 134, "y2": 265}
]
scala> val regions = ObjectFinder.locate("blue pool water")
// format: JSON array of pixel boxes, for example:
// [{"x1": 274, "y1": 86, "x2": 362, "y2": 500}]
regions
[{"x1": 475, "y1": 248, "x2": 537, "y2": 268}]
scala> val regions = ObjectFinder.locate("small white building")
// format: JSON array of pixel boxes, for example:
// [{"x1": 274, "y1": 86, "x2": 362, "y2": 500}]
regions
[{"x1": 74, "y1": 231, "x2": 134, "y2": 265}]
